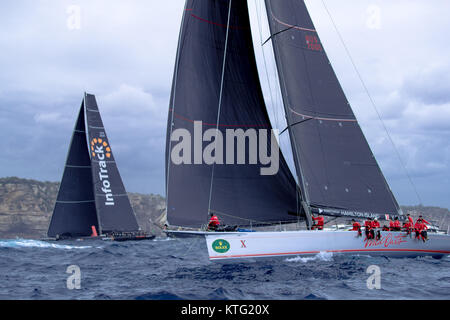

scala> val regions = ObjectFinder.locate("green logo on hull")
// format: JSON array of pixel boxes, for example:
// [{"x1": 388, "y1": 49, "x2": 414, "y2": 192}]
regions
[{"x1": 212, "y1": 239, "x2": 230, "y2": 253}]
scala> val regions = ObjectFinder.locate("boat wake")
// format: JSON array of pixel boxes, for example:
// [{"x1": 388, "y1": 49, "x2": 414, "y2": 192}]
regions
[
  {"x1": 0, "y1": 239, "x2": 94, "y2": 250},
  {"x1": 285, "y1": 251, "x2": 334, "y2": 263}
]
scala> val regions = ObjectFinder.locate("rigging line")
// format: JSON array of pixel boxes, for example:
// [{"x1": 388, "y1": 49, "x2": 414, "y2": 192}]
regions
[
  {"x1": 320, "y1": 0, "x2": 423, "y2": 205},
  {"x1": 207, "y1": 0, "x2": 233, "y2": 217},
  {"x1": 268, "y1": 4, "x2": 311, "y2": 207},
  {"x1": 254, "y1": 0, "x2": 279, "y2": 130},
  {"x1": 280, "y1": 118, "x2": 314, "y2": 135},
  {"x1": 262, "y1": 25, "x2": 297, "y2": 46},
  {"x1": 209, "y1": 209, "x2": 297, "y2": 226},
  {"x1": 166, "y1": 1, "x2": 188, "y2": 213},
  {"x1": 257, "y1": 0, "x2": 292, "y2": 171}
]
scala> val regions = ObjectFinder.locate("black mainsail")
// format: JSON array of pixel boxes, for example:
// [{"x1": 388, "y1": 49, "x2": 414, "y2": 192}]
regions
[
  {"x1": 264, "y1": 0, "x2": 402, "y2": 219},
  {"x1": 85, "y1": 94, "x2": 140, "y2": 234},
  {"x1": 48, "y1": 94, "x2": 140, "y2": 237},
  {"x1": 48, "y1": 103, "x2": 99, "y2": 237},
  {"x1": 166, "y1": 0, "x2": 301, "y2": 228}
]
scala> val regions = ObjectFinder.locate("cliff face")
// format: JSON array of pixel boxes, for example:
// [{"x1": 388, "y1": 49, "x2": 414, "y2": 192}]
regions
[
  {"x1": 0, "y1": 177, "x2": 166, "y2": 239},
  {"x1": 0, "y1": 177, "x2": 449, "y2": 239}
]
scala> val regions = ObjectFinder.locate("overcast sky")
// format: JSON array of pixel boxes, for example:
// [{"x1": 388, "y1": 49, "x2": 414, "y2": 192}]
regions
[{"x1": 0, "y1": 0, "x2": 449, "y2": 210}]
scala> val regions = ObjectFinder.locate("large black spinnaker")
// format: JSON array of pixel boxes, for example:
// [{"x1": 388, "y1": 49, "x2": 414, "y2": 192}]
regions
[
  {"x1": 84, "y1": 93, "x2": 140, "y2": 234},
  {"x1": 48, "y1": 103, "x2": 99, "y2": 237},
  {"x1": 264, "y1": 0, "x2": 402, "y2": 219},
  {"x1": 166, "y1": 0, "x2": 300, "y2": 228}
]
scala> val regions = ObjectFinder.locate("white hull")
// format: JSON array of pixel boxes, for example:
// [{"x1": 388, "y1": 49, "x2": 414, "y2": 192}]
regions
[{"x1": 205, "y1": 230, "x2": 450, "y2": 261}]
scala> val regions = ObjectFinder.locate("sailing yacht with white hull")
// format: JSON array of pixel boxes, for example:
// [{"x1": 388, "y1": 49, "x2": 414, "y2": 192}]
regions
[{"x1": 165, "y1": 0, "x2": 450, "y2": 259}]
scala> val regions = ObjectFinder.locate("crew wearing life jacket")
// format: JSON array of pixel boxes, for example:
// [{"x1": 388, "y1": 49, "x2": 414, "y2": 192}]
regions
[
  {"x1": 208, "y1": 213, "x2": 221, "y2": 230},
  {"x1": 418, "y1": 215, "x2": 430, "y2": 226},
  {"x1": 391, "y1": 217, "x2": 401, "y2": 231},
  {"x1": 389, "y1": 219, "x2": 395, "y2": 231},
  {"x1": 407, "y1": 214, "x2": 414, "y2": 226},
  {"x1": 414, "y1": 218, "x2": 428, "y2": 242},
  {"x1": 371, "y1": 218, "x2": 381, "y2": 240},
  {"x1": 371, "y1": 218, "x2": 381, "y2": 229},
  {"x1": 403, "y1": 221, "x2": 413, "y2": 234},
  {"x1": 351, "y1": 219, "x2": 362, "y2": 236},
  {"x1": 364, "y1": 218, "x2": 374, "y2": 240},
  {"x1": 312, "y1": 214, "x2": 324, "y2": 230}
]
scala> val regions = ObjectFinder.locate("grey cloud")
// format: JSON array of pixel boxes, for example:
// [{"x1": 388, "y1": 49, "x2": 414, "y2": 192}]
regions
[{"x1": 1, "y1": 0, "x2": 449, "y2": 209}]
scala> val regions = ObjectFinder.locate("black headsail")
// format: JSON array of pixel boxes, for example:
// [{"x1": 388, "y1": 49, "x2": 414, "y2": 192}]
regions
[
  {"x1": 264, "y1": 0, "x2": 402, "y2": 220},
  {"x1": 48, "y1": 102, "x2": 99, "y2": 237},
  {"x1": 85, "y1": 93, "x2": 140, "y2": 233},
  {"x1": 166, "y1": 0, "x2": 300, "y2": 228}
]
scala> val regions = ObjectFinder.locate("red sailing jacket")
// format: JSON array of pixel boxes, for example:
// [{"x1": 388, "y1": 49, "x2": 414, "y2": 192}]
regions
[
  {"x1": 389, "y1": 220, "x2": 395, "y2": 229},
  {"x1": 364, "y1": 220, "x2": 372, "y2": 229},
  {"x1": 352, "y1": 222, "x2": 361, "y2": 231},
  {"x1": 408, "y1": 216, "x2": 414, "y2": 225},
  {"x1": 371, "y1": 220, "x2": 380, "y2": 229},
  {"x1": 393, "y1": 220, "x2": 401, "y2": 228},
  {"x1": 312, "y1": 216, "x2": 324, "y2": 226},
  {"x1": 414, "y1": 221, "x2": 427, "y2": 232},
  {"x1": 403, "y1": 222, "x2": 412, "y2": 230},
  {"x1": 209, "y1": 215, "x2": 220, "y2": 227}
]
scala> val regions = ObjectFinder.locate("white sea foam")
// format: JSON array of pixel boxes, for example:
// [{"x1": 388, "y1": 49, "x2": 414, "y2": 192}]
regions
[
  {"x1": 285, "y1": 251, "x2": 334, "y2": 263},
  {"x1": 0, "y1": 239, "x2": 94, "y2": 250}
]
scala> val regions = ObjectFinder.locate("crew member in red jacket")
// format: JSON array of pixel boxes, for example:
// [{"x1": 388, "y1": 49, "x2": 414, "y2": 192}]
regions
[
  {"x1": 312, "y1": 214, "x2": 324, "y2": 230},
  {"x1": 407, "y1": 214, "x2": 414, "y2": 226},
  {"x1": 208, "y1": 213, "x2": 221, "y2": 231},
  {"x1": 418, "y1": 215, "x2": 430, "y2": 226},
  {"x1": 403, "y1": 221, "x2": 413, "y2": 234},
  {"x1": 364, "y1": 218, "x2": 374, "y2": 239},
  {"x1": 414, "y1": 218, "x2": 428, "y2": 242},
  {"x1": 392, "y1": 217, "x2": 401, "y2": 231},
  {"x1": 371, "y1": 218, "x2": 381, "y2": 240},
  {"x1": 351, "y1": 219, "x2": 362, "y2": 236},
  {"x1": 389, "y1": 219, "x2": 395, "y2": 231}
]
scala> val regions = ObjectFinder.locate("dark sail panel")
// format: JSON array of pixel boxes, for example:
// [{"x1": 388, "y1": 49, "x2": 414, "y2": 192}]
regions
[
  {"x1": 264, "y1": 0, "x2": 401, "y2": 218},
  {"x1": 84, "y1": 93, "x2": 139, "y2": 233},
  {"x1": 48, "y1": 104, "x2": 98, "y2": 237},
  {"x1": 166, "y1": 0, "x2": 300, "y2": 228}
]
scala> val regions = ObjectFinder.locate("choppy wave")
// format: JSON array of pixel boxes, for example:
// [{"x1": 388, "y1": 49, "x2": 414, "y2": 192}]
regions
[
  {"x1": 285, "y1": 251, "x2": 334, "y2": 263},
  {"x1": 0, "y1": 239, "x2": 94, "y2": 250},
  {"x1": 0, "y1": 237, "x2": 449, "y2": 300}
]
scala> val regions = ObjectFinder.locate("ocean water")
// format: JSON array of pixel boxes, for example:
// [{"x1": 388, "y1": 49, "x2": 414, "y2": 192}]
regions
[{"x1": 0, "y1": 237, "x2": 449, "y2": 300}]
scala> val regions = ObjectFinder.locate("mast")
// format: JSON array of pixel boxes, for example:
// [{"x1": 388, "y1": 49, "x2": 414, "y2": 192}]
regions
[{"x1": 264, "y1": 0, "x2": 402, "y2": 220}]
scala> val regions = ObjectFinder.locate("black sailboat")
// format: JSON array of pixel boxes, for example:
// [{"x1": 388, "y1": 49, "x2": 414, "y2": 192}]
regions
[
  {"x1": 165, "y1": 0, "x2": 303, "y2": 234},
  {"x1": 47, "y1": 93, "x2": 154, "y2": 241},
  {"x1": 165, "y1": 0, "x2": 400, "y2": 231},
  {"x1": 167, "y1": 0, "x2": 450, "y2": 259}
]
